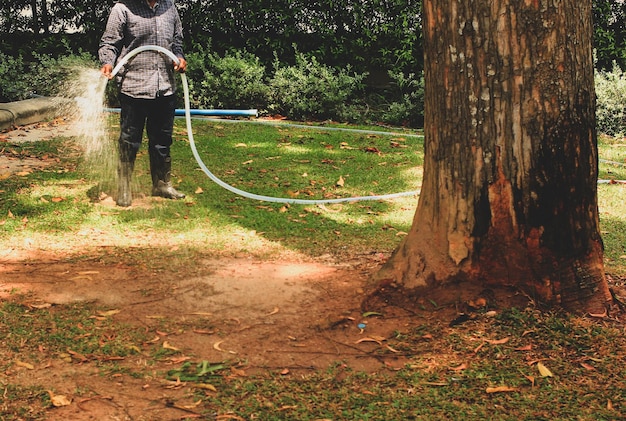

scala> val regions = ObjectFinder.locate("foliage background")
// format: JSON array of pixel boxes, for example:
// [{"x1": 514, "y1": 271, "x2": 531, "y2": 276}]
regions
[{"x1": 0, "y1": 0, "x2": 623, "y2": 130}]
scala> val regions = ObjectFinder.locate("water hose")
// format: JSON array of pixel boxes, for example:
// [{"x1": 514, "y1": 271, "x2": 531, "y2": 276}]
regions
[{"x1": 109, "y1": 45, "x2": 419, "y2": 204}]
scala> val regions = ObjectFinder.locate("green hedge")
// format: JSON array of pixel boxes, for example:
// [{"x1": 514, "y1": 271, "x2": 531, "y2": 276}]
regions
[{"x1": 595, "y1": 63, "x2": 626, "y2": 137}]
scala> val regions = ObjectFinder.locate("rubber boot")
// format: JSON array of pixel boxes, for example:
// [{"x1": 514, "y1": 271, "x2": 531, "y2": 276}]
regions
[
  {"x1": 116, "y1": 161, "x2": 133, "y2": 207},
  {"x1": 151, "y1": 158, "x2": 185, "y2": 200}
]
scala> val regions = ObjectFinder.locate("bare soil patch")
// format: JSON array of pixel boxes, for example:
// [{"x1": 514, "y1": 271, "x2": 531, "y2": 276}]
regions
[{"x1": 0, "y1": 245, "x2": 536, "y2": 420}]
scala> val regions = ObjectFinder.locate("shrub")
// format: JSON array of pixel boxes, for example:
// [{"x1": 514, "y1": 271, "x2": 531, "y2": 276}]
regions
[
  {"x1": 595, "y1": 62, "x2": 626, "y2": 137},
  {"x1": 27, "y1": 52, "x2": 99, "y2": 98},
  {"x1": 379, "y1": 70, "x2": 424, "y2": 127},
  {"x1": 0, "y1": 53, "x2": 31, "y2": 102},
  {"x1": 268, "y1": 52, "x2": 367, "y2": 122},
  {"x1": 0, "y1": 49, "x2": 98, "y2": 103},
  {"x1": 186, "y1": 48, "x2": 270, "y2": 111}
]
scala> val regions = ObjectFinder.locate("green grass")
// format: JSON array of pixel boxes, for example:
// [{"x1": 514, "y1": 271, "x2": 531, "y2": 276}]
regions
[
  {"x1": 0, "y1": 300, "x2": 148, "y2": 363},
  {"x1": 597, "y1": 134, "x2": 626, "y2": 274},
  {"x1": 0, "y1": 118, "x2": 423, "y2": 259},
  {"x1": 2, "y1": 119, "x2": 625, "y2": 268}
]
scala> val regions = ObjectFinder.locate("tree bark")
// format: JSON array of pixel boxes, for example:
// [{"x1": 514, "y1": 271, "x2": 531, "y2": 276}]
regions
[
  {"x1": 376, "y1": 0, "x2": 612, "y2": 313},
  {"x1": 30, "y1": 0, "x2": 39, "y2": 34}
]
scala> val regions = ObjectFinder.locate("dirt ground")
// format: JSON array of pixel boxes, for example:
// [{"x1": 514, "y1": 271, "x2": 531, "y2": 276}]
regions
[
  {"x1": 0, "y1": 121, "x2": 620, "y2": 420},
  {"x1": 0, "y1": 120, "x2": 445, "y2": 420},
  {"x1": 1, "y1": 246, "x2": 539, "y2": 421}
]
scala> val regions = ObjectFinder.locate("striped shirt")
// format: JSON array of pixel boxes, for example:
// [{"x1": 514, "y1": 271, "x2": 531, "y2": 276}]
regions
[{"x1": 99, "y1": 0, "x2": 185, "y2": 99}]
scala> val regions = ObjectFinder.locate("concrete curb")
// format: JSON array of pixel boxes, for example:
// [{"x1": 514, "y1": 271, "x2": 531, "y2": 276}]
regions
[{"x1": 0, "y1": 97, "x2": 72, "y2": 131}]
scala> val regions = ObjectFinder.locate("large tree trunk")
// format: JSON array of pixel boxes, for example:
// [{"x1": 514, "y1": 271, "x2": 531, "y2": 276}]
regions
[
  {"x1": 30, "y1": 0, "x2": 39, "y2": 34},
  {"x1": 40, "y1": 0, "x2": 49, "y2": 35},
  {"x1": 376, "y1": 0, "x2": 612, "y2": 313}
]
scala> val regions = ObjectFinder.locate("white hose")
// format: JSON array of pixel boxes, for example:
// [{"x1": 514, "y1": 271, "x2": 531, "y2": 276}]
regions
[{"x1": 110, "y1": 45, "x2": 420, "y2": 204}]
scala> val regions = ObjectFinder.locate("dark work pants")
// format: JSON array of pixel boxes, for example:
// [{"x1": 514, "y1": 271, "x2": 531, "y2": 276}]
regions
[{"x1": 118, "y1": 93, "x2": 176, "y2": 183}]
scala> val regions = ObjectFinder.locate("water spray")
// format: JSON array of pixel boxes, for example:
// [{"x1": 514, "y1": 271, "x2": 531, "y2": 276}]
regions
[{"x1": 110, "y1": 45, "x2": 420, "y2": 204}]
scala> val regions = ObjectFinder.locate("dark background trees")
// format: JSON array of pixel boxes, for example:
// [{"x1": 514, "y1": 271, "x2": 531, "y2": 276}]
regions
[
  {"x1": 0, "y1": 0, "x2": 423, "y2": 76},
  {"x1": 0, "y1": 0, "x2": 624, "y2": 126},
  {"x1": 3, "y1": 0, "x2": 624, "y2": 76},
  {"x1": 593, "y1": 0, "x2": 626, "y2": 71}
]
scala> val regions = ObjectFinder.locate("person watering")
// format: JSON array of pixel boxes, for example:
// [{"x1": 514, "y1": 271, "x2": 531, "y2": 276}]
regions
[{"x1": 99, "y1": 0, "x2": 187, "y2": 207}]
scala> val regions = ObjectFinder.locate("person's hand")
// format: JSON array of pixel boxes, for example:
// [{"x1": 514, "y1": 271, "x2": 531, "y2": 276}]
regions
[
  {"x1": 174, "y1": 57, "x2": 187, "y2": 73},
  {"x1": 101, "y1": 64, "x2": 113, "y2": 79}
]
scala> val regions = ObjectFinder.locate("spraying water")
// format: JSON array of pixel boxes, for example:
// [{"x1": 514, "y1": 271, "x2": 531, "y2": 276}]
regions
[
  {"x1": 72, "y1": 68, "x2": 110, "y2": 160},
  {"x1": 60, "y1": 67, "x2": 117, "y2": 197}
]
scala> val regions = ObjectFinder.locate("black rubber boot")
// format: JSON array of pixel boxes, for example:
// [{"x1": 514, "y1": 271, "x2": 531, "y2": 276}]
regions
[
  {"x1": 151, "y1": 158, "x2": 185, "y2": 200},
  {"x1": 152, "y1": 180, "x2": 186, "y2": 199},
  {"x1": 116, "y1": 161, "x2": 133, "y2": 207}
]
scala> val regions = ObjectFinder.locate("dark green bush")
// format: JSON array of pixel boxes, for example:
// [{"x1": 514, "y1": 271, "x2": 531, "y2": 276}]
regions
[
  {"x1": 0, "y1": 49, "x2": 98, "y2": 103},
  {"x1": 378, "y1": 70, "x2": 424, "y2": 127},
  {"x1": 186, "y1": 47, "x2": 270, "y2": 111},
  {"x1": 595, "y1": 62, "x2": 626, "y2": 137},
  {"x1": 1, "y1": 47, "x2": 426, "y2": 128},
  {"x1": 268, "y1": 52, "x2": 367, "y2": 121},
  {"x1": 0, "y1": 53, "x2": 31, "y2": 102},
  {"x1": 27, "y1": 52, "x2": 99, "y2": 98}
]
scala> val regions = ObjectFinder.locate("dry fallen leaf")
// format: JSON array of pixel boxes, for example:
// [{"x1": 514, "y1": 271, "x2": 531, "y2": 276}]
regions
[
  {"x1": 192, "y1": 383, "x2": 217, "y2": 392},
  {"x1": 537, "y1": 361, "x2": 554, "y2": 377},
  {"x1": 169, "y1": 356, "x2": 192, "y2": 364},
  {"x1": 336, "y1": 175, "x2": 345, "y2": 187},
  {"x1": 486, "y1": 386, "x2": 518, "y2": 394},
  {"x1": 48, "y1": 391, "x2": 71, "y2": 407},
  {"x1": 195, "y1": 186, "x2": 204, "y2": 194},
  {"x1": 450, "y1": 363, "x2": 468, "y2": 371},
  {"x1": 67, "y1": 349, "x2": 89, "y2": 362},
  {"x1": 230, "y1": 367, "x2": 247, "y2": 377},
  {"x1": 580, "y1": 362, "x2": 596, "y2": 371},
  {"x1": 355, "y1": 336, "x2": 385, "y2": 345},
  {"x1": 28, "y1": 302, "x2": 52, "y2": 310},
  {"x1": 162, "y1": 341, "x2": 180, "y2": 351},
  {"x1": 15, "y1": 360, "x2": 34, "y2": 370},
  {"x1": 485, "y1": 337, "x2": 510, "y2": 345},
  {"x1": 385, "y1": 345, "x2": 401, "y2": 353},
  {"x1": 216, "y1": 414, "x2": 246, "y2": 421},
  {"x1": 213, "y1": 341, "x2": 226, "y2": 352},
  {"x1": 97, "y1": 309, "x2": 120, "y2": 317}
]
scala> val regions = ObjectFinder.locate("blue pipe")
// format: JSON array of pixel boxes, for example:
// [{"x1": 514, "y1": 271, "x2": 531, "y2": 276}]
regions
[
  {"x1": 175, "y1": 108, "x2": 257, "y2": 117},
  {"x1": 104, "y1": 108, "x2": 257, "y2": 117}
]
